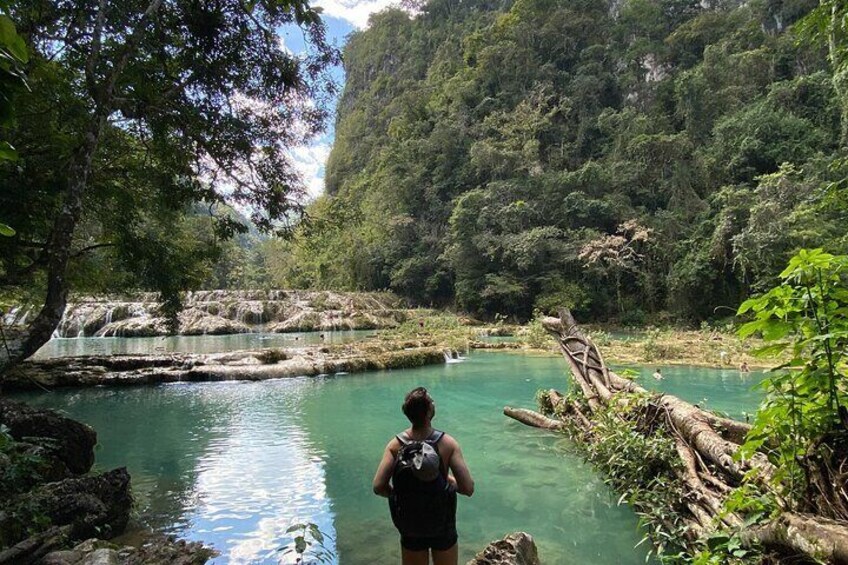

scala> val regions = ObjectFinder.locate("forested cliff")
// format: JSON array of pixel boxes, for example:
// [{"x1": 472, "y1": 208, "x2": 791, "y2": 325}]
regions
[{"x1": 278, "y1": 0, "x2": 848, "y2": 322}]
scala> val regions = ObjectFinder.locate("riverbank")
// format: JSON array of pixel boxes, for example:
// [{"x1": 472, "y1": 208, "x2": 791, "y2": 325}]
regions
[
  {"x1": 0, "y1": 399, "x2": 214, "y2": 564},
  {"x1": 383, "y1": 313, "x2": 777, "y2": 369}
]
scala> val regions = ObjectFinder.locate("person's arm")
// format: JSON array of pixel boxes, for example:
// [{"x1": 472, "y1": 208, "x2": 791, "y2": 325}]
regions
[
  {"x1": 448, "y1": 439, "x2": 474, "y2": 497},
  {"x1": 372, "y1": 440, "x2": 396, "y2": 498}
]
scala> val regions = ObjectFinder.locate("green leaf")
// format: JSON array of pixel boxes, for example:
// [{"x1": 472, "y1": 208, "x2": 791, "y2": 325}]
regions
[
  {"x1": 737, "y1": 297, "x2": 759, "y2": 315},
  {"x1": 705, "y1": 534, "x2": 730, "y2": 551},
  {"x1": 0, "y1": 222, "x2": 14, "y2": 237},
  {"x1": 0, "y1": 140, "x2": 17, "y2": 161},
  {"x1": 0, "y1": 16, "x2": 26, "y2": 63},
  {"x1": 761, "y1": 320, "x2": 792, "y2": 340},
  {"x1": 752, "y1": 343, "x2": 787, "y2": 358},
  {"x1": 308, "y1": 523, "x2": 324, "y2": 544},
  {"x1": 738, "y1": 319, "x2": 766, "y2": 339}
]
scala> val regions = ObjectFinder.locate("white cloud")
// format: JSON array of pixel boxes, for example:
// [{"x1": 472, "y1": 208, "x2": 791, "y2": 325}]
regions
[
  {"x1": 278, "y1": 34, "x2": 292, "y2": 54},
  {"x1": 313, "y1": 0, "x2": 398, "y2": 29},
  {"x1": 291, "y1": 142, "x2": 332, "y2": 200}
]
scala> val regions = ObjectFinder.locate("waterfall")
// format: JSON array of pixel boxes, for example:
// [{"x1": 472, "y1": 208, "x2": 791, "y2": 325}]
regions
[
  {"x1": 443, "y1": 349, "x2": 465, "y2": 364},
  {"x1": 47, "y1": 290, "x2": 408, "y2": 338},
  {"x1": 3, "y1": 306, "x2": 18, "y2": 325},
  {"x1": 17, "y1": 306, "x2": 31, "y2": 326}
]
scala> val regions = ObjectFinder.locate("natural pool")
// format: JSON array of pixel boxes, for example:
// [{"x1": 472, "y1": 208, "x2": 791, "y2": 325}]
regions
[
  {"x1": 32, "y1": 330, "x2": 374, "y2": 359},
  {"x1": 11, "y1": 347, "x2": 766, "y2": 565}
]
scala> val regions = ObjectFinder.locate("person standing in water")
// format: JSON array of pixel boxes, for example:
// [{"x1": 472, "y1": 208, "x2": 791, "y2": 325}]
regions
[
  {"x1": 653, "y1": 368, "x2": 664, "y2": 380},
  {"x1": 372, "y1": 387, "x2": 475, "y2": 565}
]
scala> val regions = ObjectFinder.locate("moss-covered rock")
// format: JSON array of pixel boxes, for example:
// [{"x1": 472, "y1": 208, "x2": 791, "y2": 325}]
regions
[{"x1": 0, "y1": 399, "x2": 96, "y2": 475}]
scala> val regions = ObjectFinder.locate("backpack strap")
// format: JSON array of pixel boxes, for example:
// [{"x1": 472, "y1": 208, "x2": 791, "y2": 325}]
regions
[
  {"x1": 426, "y1": 429, "x2": 445, "y2": 445},
  {"x1": 395, "y1": 431, "x2": 411, "y2": 446}
]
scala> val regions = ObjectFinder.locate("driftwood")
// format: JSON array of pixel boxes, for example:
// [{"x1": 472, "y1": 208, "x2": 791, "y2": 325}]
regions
[{"x1": 504, "y1": 309, "x2": 848, "y2": 564}]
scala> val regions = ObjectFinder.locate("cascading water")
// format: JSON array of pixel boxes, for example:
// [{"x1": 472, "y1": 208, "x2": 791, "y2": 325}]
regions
[
  {"x1": 43, "y1": 291, "x2": 408, "y2": 338},
  {"x1": 443, "y1": 349, "x2": 465, "y2": 364}
]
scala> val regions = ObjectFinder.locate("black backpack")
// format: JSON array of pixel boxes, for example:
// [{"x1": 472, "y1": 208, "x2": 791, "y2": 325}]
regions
[{"x1": 388, "y1": 429, "x2": 457, "y2": 538}]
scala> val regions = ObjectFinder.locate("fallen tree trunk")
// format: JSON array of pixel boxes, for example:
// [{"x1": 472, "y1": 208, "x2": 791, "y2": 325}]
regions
[
  {"x1": 505, "y1": 309, "x2": 848, "y2": 563},
  {"x1": 742, "y1": 513, "x2": 848, "y2": 565},
  {"x1": 503, "y1": 407, "x2": 566, "y2": 431}
]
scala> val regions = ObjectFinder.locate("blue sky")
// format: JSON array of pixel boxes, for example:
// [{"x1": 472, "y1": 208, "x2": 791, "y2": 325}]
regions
[{"x1": 281, "y1": 1, "x2": 398, "y2": 199}]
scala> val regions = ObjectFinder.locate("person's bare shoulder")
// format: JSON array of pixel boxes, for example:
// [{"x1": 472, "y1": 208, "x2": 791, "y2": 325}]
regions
[
  {"x1": 386, "y1": 436, "x2": 402, "y2": 455},
  {"x1": 440, "y1": 433, "x2": 460, "y2": 454}
]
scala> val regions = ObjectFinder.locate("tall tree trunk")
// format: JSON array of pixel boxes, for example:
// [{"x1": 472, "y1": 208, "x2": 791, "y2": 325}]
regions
[
  {"x1": 1, "y1": 116, "x2": 105, "y2": 373},
  {"x1": 0, "y1": 0, "x2": 164, "y2": 375}
]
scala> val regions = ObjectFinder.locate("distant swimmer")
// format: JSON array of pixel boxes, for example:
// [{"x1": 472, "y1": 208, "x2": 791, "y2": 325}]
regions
[
  {"x1": 740, "y1": 361, "x2": 750, "y2": 373},
  {"x1": 653, "y1": 368, "x2": 664, "y2": 380}
]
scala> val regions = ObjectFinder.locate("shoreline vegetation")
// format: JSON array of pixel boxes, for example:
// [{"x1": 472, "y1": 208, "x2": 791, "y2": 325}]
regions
[
  {"x1": 504, "y1": 309, "x2": 848, "y2": 564},
  {"x1": 388, "y1": 310, "x2": 776, "y2": 370}
]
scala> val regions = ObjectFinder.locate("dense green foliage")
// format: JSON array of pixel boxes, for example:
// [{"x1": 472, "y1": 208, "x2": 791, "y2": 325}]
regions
[
  {"x1": 273, "y1": 0, "x2": 848, "y2": 322},
  {"x1": 738, "y1": 248, "x2": 848, "y2": 509},
  {"x1": 0, "y1": 5, "x2": 27, "y2": 238},
  {"x1": 0, "y1": 1, "x2": 338, "y2": 359}
]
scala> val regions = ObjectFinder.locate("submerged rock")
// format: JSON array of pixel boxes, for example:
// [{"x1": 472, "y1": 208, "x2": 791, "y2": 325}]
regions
[
  {"x1": 39, "y1": 535, "x2": 214, "y2": 565},
  {"x1": 467, "y1": 532, "x2": 539, "y2": 565}
]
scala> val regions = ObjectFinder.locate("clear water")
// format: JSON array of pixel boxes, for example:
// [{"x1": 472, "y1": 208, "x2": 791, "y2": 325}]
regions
[
  {"x1": 629, "y1": 365, "x2": 765, "y2": 421},
  {"x1": 10, "y1": 347, "x2": 767, "y2": 565},
  {"x1": 32, "y1": 330, "x2": 374, "y2": 359}
]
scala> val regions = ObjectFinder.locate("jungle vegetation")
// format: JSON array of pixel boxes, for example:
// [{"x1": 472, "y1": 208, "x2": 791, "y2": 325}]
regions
[{"x1": 268, "y1": 0, "x2": 848, "y2": 324}]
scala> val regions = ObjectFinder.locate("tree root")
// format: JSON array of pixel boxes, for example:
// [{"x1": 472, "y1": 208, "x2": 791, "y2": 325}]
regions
[{"x1": 505, "y1": 309, "x2": 848, "y2": 563}]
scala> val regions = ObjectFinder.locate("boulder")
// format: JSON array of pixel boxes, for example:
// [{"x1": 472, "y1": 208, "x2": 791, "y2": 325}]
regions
[
  {"x1": 0, "y1": 399, "x2": 96, "y2": 475},
  {"x1": 467, "y1": 532, "x2": 539, "y2": 565},
  {"x1": 26, "y1": 468, "x2": 132, "y2": 542},
  {"x1": 80, "y1": 549, "x2": 118, "y2": 565}
]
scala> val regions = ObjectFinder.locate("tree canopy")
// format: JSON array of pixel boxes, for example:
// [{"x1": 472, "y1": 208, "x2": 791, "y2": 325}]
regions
[
  {"x1": 269, "y1": 0, "x2": 848, "y2": 323},
  {"x1": 0, "y1": 0, "x2": 339, "y2": 367}
]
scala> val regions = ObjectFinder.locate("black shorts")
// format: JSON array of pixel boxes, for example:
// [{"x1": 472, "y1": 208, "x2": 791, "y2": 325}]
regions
[{"x1": 400, "y1": 530, "x2": 458, "y2": 552}]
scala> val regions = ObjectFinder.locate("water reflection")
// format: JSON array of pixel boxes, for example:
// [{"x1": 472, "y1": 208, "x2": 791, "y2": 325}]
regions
[
  {"x1": 16, "y1": 380, "x2": 338, "y2": 565},
  {"x1": 180, "y1": 382, "x2": 336, "y2": 564}
]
